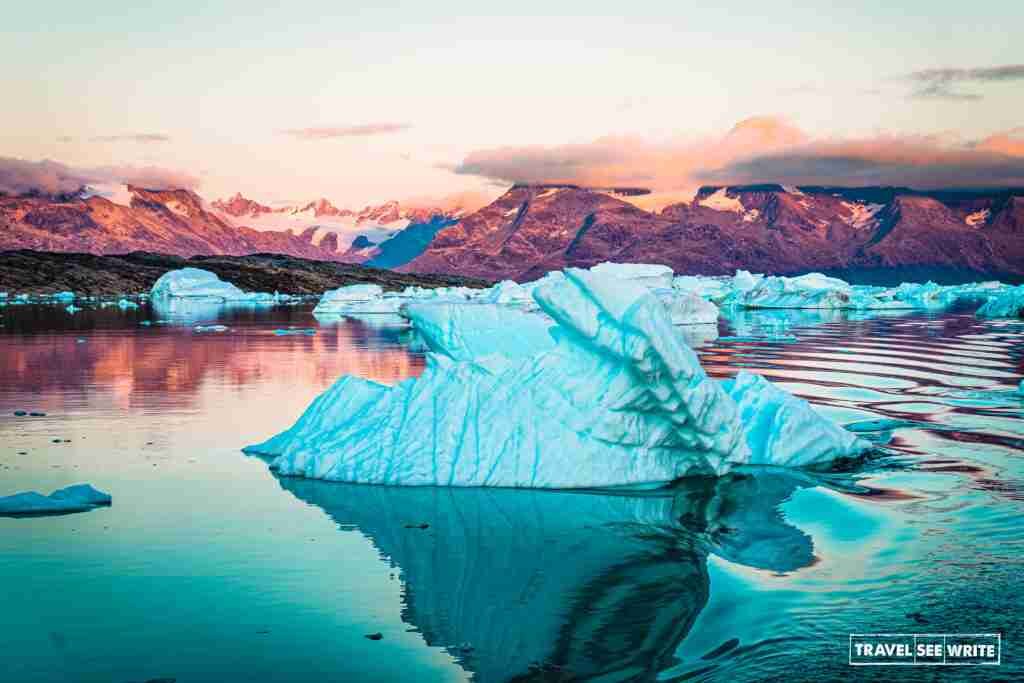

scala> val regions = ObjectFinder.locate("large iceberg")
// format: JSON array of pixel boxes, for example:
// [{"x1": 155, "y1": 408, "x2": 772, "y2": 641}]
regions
[
  {"x1": 245, "y1": 268, "x2": 868, "y2": 487},
  {"x1": 0, "y1": 484, "x2": 111, "y2": 516}
]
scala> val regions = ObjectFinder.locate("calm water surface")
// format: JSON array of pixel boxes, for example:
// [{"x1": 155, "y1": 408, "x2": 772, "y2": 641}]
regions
[{"x1": 0, "y1": 302, "x2": 1021, "y2": 682}]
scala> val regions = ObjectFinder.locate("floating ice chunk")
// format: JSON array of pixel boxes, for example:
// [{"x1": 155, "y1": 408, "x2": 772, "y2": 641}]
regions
[
  {"x1": 151, "y1": 267, "x2": 248, "y2": 300},
  {"x1": 588, "y1": 262, "x2": 674, "y2": 289},
  {"x1": 193, "y1": 324, "x2": 229, "y2": 333},
  {"x1": 53, "y1": 291, "x2": 75, "y2": 301},
  {"x1": 728, "y1": 272, "x2": 904, "y2": 310},
  {"x1": 117, "y1": 298, "x2": 139, "y2": 309},
  {"x1": 0, "y1": 484, "x2": 111, "y2": 516},
  {"x1": 976, "y1": 285, "x2": 1024, "y2": 318},
  {"x1": 312, "y1": 284, "x2": 404, "y2": 315},
  {"x1": 273, "y1": 328, "x2": 316, "y2": 336},
  {"x1": 732, "y1": 269, "x2": 761, "y2": 292},
  {"x1": 64, "y1": 304, "x2": 81, "y2": 313},
  {"x1": 672, "y1": 275, "x2": 731, "y2": 302},
  {"x1": 245, "y1": 268, "x2": 869, "y2": 488},
  {"x1": 652, "y1": 289, "x2": 720, "y2": 325},
  {"x1": 476, "y1": 280, "x2": 533, "y2": 307}
]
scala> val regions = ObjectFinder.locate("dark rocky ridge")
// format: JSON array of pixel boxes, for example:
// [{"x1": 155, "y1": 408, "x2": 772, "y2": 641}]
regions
[{"x1": 0, "y1": 250, "x2": 491, "y2": 297}]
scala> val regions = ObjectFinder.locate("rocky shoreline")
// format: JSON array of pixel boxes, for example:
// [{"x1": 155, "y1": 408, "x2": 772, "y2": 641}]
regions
[{"x1": 0, "y1": 250, "x2": 491, "y2": 297}]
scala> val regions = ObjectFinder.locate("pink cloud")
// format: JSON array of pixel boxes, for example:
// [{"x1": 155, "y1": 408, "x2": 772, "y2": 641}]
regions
[
  {"x1": 0, "y1": 157, "x2": 201, "y2": 197},
  {"x1": 454, "y1": 118, "x2": 1024, "y2": 192}
]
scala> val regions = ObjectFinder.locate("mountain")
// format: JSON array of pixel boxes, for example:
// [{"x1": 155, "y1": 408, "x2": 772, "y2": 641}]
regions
[
  {"x1": 0, "y1": 186, "x2": 458, "y2": 267},
  {"x1": 401, "y1": 184, "x2": 1024, "y2": 282},
  {"x1": 210, "y1": 192, "x2": 274, "y2": 219}
]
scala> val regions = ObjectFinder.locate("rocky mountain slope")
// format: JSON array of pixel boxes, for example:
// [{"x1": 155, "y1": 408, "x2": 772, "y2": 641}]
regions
[
  {"x1": 402, "y1": 184, "x2": 1024, "y2": 282},
  {"x1": 0, "y1": 250, "x2": 490, "y2": 296},
  {"x1": 0, "y1": 186, "x2": 455, "y2": 266}
]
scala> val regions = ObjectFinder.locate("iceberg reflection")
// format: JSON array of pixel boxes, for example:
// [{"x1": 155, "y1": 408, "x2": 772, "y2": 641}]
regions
[{"x1": 277, "y1": 467, "x2": 821, "y2": 681}]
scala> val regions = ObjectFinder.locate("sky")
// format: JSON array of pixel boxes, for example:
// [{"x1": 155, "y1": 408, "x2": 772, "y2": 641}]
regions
[{"x1": 2, "y1": 1, "x2": 1023, "y2": 206}]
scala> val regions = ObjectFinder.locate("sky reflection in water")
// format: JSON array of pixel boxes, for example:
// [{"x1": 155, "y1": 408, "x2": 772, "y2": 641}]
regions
[{"x1": 0, "y1": 302, "x2": 1021, "y2": 682}]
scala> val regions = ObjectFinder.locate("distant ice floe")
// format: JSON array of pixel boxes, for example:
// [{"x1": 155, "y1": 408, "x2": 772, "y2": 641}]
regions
[
  {"x1": 0, "y1": 484, "x2": 111, "y2": 517},
  {"x1": 976, "y1": 285, "x2": 1024, "y2": 319},
  {"x1": 245, "y1": 269, "x2": 869, "y2": 488}
]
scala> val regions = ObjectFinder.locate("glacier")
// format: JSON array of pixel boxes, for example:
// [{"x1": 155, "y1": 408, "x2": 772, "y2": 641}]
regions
[
  {"x1": 0, "y1": 484, "x2": 111, "y2": 516},
  {"x1": 245, "y1": 268, "x2": 869, "y2": 488}
]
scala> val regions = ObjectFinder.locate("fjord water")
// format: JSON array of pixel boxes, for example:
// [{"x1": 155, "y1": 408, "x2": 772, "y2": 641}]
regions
[{"x1": 0, "y1": 303, "x2": 1021, "y2": 682}]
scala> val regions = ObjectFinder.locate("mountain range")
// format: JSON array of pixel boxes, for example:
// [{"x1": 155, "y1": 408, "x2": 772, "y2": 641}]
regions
[
  {"x1": 402, "y1": 184, "x2": 1024, "y2": 282},
  {"x1": 0, "y1": 186, "x2": 462, "y2": 267},
  {"x1": 2, "y1": 183, "x2": 1022, "y2": 282}
]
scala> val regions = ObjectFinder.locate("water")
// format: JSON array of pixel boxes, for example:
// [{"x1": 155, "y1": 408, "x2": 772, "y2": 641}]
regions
[{"x1": 0, "y1": 302, "x2": 1021, "y2": 682}]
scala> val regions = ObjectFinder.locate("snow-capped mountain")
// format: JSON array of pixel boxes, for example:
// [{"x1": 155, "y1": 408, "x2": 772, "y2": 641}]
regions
[{"x1": 401, "y1": 183, "x2": 1024, "y2": 281}]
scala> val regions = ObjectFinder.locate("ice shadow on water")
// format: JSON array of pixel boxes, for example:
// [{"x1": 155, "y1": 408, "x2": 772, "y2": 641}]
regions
[{"x1": 276, "y1": 467, "x2": 834, "y2": 682}]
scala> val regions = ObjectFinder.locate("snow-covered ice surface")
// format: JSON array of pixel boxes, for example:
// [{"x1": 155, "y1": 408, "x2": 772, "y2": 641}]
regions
[
  {"x1": 0, "y1": 484, "x2": 111, "y2": 517},
  {"x1": 977, "y1": 285, "x2": 1024, "y2": 319},
  {"x1": 150, "y1": 268, "x2": 275, "y2": 303},
  {"x1": 245, "y1": 269, "x2": 869, "y2": 487}
]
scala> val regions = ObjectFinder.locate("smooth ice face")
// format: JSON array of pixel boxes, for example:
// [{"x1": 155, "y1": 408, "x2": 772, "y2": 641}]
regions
[
  {"x1": 245, "y1": 268, "x2": 869, "y2": 488},
  {"x1": 0, "y1": 484, "x2": 111, "y2": 516},
  {"x1": 402, "y1": 302, "x2": 555, "y2": 361},
  {"x1": 976, "y1": 285, "x2": 1024, "y2": 318},
  {"x1": 150, "y1": 267, "x2": 271, "y2": 302},
  {"x1": 588, "y1": 261, "x2": 675, "y2": 289}
]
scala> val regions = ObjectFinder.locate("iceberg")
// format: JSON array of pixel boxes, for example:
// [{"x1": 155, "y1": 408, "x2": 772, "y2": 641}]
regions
[
  {"x1": 976, "y1": 285, "x2": 1024, "y2": 318},
  {"x1": 150, "y1": 267, "x2": 273, "y2": 302},
  {"x1": 0, "y1": 484, "x2": 111, "y2": 516},
  {"x1": 245, "y1": 268, "x2": 868, "y2": 488},
  {"x1": 652, "y1": 289, "x2": 719, "y2": 325},
  {"x1": 313, "y1": 284, "x2": 390, "y2": 315},
  {"x1": 725, "y1": 272, "x2": 908, "y2": 310},
  {"x1": 53, "y1": 291, "x2": 75, "y2": 302},
  {"x1": 588, "y1": 261, "x2": 674, "y2": 289}
]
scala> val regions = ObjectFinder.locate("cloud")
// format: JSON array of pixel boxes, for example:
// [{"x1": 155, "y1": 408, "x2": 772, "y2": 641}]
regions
[
  {"x1": 0, "y1": 157, "x2": 200, "y2": 197},
  {"x1": 452, "y1": 118, "x2": 1024, "y2": 193},
  {"x1": 281, "y1": 123, "x2": 411, "y2": 140},
  {"x1": 705, "y1": 132, "x2": 1024, "y2": 189},
  {"x1": 452, "y1": 116, "x2": 807, "y2": 191},
  {"x1": 88, "y1": 133, "x2": 172, "y2": 143},
  {"x1": 905, "y1": 64, "x2": 1024, "y2": 100}
]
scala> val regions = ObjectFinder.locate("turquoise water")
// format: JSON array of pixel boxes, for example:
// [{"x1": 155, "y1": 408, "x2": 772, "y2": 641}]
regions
[{"x1": 0, "y1": 302, "x2": 1021, "y2": 682}]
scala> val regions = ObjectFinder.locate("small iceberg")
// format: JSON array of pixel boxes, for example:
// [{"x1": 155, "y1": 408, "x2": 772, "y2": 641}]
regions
[
  {"x1": 53, "y1": 291, "x2": 75, "y2": 302},
  {"x1": 0, "y1": 484, "x2": 112, "y2": 517},
  {"x1": 273, "y1": 327, "x2": 317, "y2": 336},
  {"x1": 193, "y1": 324, "x2": 229, "y2": 333},
  {"x1": 150, "y1": 267, "x2": 274, "y2": 303},
  {"x1": 150, "y1": 268, "x2": 275, "y2": 322},
  {"x1": 588, "y1": 261, "x2": 675, "y2": 289},
  {"x1": 976, "y1": 285, "x2": 1024, "y2": 319},
  {"x1": 245, "y1": 268, "x2": 868, "y2": 488},
  {"x1": 64, "y1": 304, "x2": 81, "y2": 313}
]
